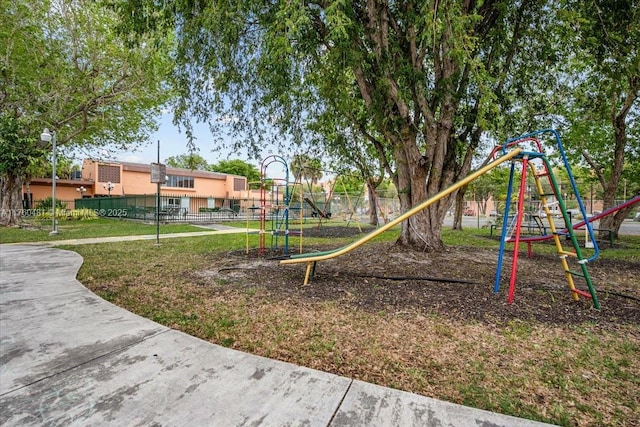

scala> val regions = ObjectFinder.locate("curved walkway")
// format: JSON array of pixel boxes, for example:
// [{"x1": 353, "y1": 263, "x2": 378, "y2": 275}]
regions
[{"x1": 0, "y1": 244, "x2": 555, "y2": 426}]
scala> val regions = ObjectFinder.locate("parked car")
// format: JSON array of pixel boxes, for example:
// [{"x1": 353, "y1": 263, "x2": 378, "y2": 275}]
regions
[{"x1": 634, "y1": 212, "x2": 640, "y2": 222}]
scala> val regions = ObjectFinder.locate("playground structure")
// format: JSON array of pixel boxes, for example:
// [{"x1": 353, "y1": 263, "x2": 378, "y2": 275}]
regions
[
  {"x1": 249, "y1": 155, "x2": 304, "y2": 256},
  {"x1": 303, "y1": 197, "x2": 331, "y2": 219},
  {"x1": 492, "y1": 130, "x2": 602, "y2": 308},
  {"x1": 305, "y1": 177, "x2": 367, "y2": 230},
  {"x1": 247, "y1": 156, "x2": 377, "y2": 256},
  {"x1": 279, "y1": 146, "x2": 524, "y2": 285},
  {"x1": 280, "y1": 129, "x2": 635, "y2": 309},
  {"x1": 294, "y1": 163, "x2": 334, "y2": 225}
]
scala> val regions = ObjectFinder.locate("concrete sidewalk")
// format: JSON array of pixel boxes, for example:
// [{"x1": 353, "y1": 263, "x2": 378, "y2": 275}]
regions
[{"x1": 0, "y1": 244, "x2": 555, "y2": 426}]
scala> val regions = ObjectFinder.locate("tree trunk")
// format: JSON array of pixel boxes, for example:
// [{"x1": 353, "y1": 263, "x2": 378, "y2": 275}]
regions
[
  {"x1": 1, "y1": 172, "x2": 24, "y2": 227},
  {"x1": 606, "y1": 202, "x2": 637, "y2": 239},
  {"x1": 366, "y1": 180, "x2": 379, "y2": 226},
  {"x1": 393, "y1": 141, "x2": 445, "y2": 251},
  {"x1": 599, "y1": 193, "x2": 638, "y2": 239},
  {"x1": 452, "y1": 187, "x2": 466, "y2": 230},
  {"x1": 595, "y1": 95, "x2": 633, "y2": 239}
]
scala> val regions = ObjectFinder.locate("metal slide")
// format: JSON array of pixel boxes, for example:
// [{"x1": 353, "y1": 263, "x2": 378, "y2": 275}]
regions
[{"x1": 280, "y1": 147, "x2": 523, "y2": 285}]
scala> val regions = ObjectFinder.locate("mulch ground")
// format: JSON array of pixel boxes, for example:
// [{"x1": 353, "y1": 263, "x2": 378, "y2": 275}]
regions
[{"x1": 203, "y1": 226, "x2": 640, "y2": 328}]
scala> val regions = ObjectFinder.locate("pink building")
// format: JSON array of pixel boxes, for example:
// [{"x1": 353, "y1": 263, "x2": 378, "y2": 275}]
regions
[{"x1": 23, "y1": 160, "x2": 248, "y2": 213}]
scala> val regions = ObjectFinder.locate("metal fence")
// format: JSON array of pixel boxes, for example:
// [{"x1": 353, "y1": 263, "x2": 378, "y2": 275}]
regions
[
  {"x1": 23, "y1": 192, "x2": 399, "y2": 224},
  {"x1": 73, "y1": 195, "x2": 244, "y2": 222}
]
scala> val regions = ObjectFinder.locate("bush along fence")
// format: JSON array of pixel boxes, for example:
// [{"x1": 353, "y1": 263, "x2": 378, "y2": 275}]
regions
[
  {"x1": 24, "y1": 192, "x2": 406, "y2": 224},
  {"x1": 73, "y1": 195, "x2": 244, "y2": 223}
]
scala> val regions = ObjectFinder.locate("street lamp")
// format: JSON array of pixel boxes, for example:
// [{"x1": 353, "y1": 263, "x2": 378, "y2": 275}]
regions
[
  {"x1": 40, "y1": 128, "x2": 58, "y2": 236},
  {"x1": 77, "y1": 186, "x2": 87, "y2": 196},
  {"x1": 103, "y1": 181, "x2": 114, "y2": 196}
]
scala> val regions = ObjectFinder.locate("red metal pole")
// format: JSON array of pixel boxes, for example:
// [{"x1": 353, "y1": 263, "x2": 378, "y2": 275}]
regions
[{"x1": 508, "y1": 157, "x2": 529, "y2": 303}]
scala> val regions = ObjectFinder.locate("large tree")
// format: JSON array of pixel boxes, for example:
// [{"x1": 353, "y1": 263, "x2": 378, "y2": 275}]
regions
[
  {"x1": 209, "y1": 159, "x2": 261, "y2": 183},
  {"x1": 119, "y1": 0, "x2": 551, "y2": 250},
  {"x1": 166, "y1": 153, "x2": 210, "y2": 170},
  {"x1": 558, "y1": 0, "x2": 639, "y2": 237},
  {"x1": 0, "y1": 0, "x2": 171, "y2": 226}
]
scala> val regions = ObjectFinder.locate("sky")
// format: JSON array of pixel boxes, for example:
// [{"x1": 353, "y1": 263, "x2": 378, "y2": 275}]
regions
[
  {"x1": 108, "y1": 111, "x2": 288, "y2": 178},
  {"x1": 114, "y1": 112, "x2": 248, "y2": 165}
]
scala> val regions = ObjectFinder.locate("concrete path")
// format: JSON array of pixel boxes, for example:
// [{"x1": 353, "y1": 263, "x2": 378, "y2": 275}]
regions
[{"x1": 0, "y1": 244, "x2": 555, "y2": 426}]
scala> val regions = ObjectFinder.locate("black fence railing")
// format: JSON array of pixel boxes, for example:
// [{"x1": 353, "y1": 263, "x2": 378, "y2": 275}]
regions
[
  {"x1": 27, "y1": 191, "x2": 414, "y2": 223},
  {"x1": 74, "y1": 195, "x2": 244, "y2": 222}
]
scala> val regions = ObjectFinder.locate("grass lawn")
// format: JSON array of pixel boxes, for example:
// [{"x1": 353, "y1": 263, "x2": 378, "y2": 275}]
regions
[
  {"x1": 0, "y1": 218, "x2": 208, "y2": 243},
  {"x1": 46, "y1": 224, "x2": 640, "y2": 426},
  {"x1": 4, "y1": 219, "x2": 639, "y2": 425}
]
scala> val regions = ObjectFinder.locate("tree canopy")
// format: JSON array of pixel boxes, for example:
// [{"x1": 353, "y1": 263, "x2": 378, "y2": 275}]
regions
[
  {"x1": 120, "y1": 0, "x2": 560, "y2": 250},
  {"x1": 0, "y1": 0, "x2": 173, "y2": 225},
  {"x1": 290, "y1": 154, "x2": 323, "y2": 185},
  {"x1": 166, "y1": 154, "x2": 210, "y2": 170},
  {"x1": 209, "y1": 159, "x2": 261, "y2": 183},
  {"x1": 555, "y1": 0, "x2": 639, "y2": 235},
  {"x1": 113, "y1": 0, "x2": 637, "y2": 245}
]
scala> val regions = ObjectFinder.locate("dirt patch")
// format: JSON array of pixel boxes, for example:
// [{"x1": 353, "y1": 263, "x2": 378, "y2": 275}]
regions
[
  {"x1": 299, "y1": 225, "x2": 375, "y2": 238},
  {"x1": 194, "y1": 227, "x2": 640, "y2": 328}
]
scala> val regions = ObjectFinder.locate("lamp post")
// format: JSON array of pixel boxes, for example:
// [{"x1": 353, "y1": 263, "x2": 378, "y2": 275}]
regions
[
  {"x1": 77, "y1": 186, "x2": 87, "y2": 196},
  {"x1": 40, "y1": 128, "x2": 58, "y2": 236},
  {"x1": 103, "y1": 181, "x2": 114, "y2": 196}
]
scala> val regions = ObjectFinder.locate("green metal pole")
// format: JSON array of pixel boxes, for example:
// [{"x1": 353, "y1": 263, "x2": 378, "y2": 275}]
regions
[{"x1": 543, "y1": 157, "x2": 600, "y2": 309}]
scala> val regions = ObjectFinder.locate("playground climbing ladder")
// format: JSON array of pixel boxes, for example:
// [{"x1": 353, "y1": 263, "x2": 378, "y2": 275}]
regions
[
  {"x1": 493, "y1": 130, "x2": 600, "y2": 309},
  {"x1": 258, "y1": 155, "x2": 301, "y2": 256}
]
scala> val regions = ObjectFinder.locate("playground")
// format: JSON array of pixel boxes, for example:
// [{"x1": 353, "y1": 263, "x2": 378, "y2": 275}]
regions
[
  {"x1": 205, "y1": 233, "x2": 640, "y2": 326},
  {"x1": 5, "y1": 129, "x2": 636, "y2": 425},
  {"x1": 215, "y1": 130, "x2": 640, "y2": 324},
  {"x1": 43, "y1": 211, "x2": 637, "y2": 426}
]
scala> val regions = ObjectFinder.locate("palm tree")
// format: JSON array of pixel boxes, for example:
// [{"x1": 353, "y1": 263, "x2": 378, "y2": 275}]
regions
[{"x1": 290, "y1": 154, "x2": 323, "y2": 185}]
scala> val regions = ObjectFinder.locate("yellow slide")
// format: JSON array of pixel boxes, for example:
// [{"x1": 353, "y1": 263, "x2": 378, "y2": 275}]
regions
[{"x1": 280, "y1": 147, "x2": 523, "y2": 285}]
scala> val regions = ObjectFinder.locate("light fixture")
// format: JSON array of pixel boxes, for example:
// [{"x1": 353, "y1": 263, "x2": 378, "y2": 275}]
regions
[{"x1": 103, "y1": 181, "x2": 114, "y2": 196}]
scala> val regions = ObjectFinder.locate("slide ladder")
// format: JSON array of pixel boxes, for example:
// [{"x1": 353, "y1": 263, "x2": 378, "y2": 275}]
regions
[
  {"x1": 493, "y1": 131, "x2": 600, "y2": 309},
  {"x1": 532, "y1": 158, "x2": 600, "y2": 309}
]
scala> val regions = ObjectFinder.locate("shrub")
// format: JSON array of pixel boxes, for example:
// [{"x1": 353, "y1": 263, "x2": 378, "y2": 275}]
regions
[
  {"x1": 37, "y1": 208, "x2": 98, "y2": 221},
  {"x1": 36, "y1": 197, "x2": 67, "y2": 210}
]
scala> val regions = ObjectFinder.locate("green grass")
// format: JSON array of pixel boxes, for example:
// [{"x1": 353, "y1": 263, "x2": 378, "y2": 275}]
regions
[
  {"x1": 4, "y1": 216, "x2": 638, "y2": 263},
  {"x1": 44, "y1": 227, "x2": 638, "y2": 426},
  {"x1": 0, "y1": 217, "x2": 208, "y2": 243},
  {"x1": 5, "y1": 215, "x2": 637, "y2": 426}
]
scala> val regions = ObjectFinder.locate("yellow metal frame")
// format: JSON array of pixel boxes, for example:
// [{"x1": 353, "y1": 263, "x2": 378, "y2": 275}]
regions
[{"x1": 280, "y1": 148, "x2": 523, "y2": 285}]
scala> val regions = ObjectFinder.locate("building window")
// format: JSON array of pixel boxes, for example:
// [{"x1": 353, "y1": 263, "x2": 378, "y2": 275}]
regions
[
  {"x1": 98, "y1": 165, "x2": 120, "y2": 183},
  {"x1": 164, "y1": 175, "x2": 194, "y2": 188},
  {"x1": 234, "y1": 177, "x2": 246, "y2": 191},
  {"x1": 167, "y1": 198, "x2": 181, "y2": 208}
]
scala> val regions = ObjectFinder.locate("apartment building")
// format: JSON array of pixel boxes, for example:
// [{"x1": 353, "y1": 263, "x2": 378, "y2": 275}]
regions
[{"x1": 23, "y1": 160, "x2": 248, "y2": 213}]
